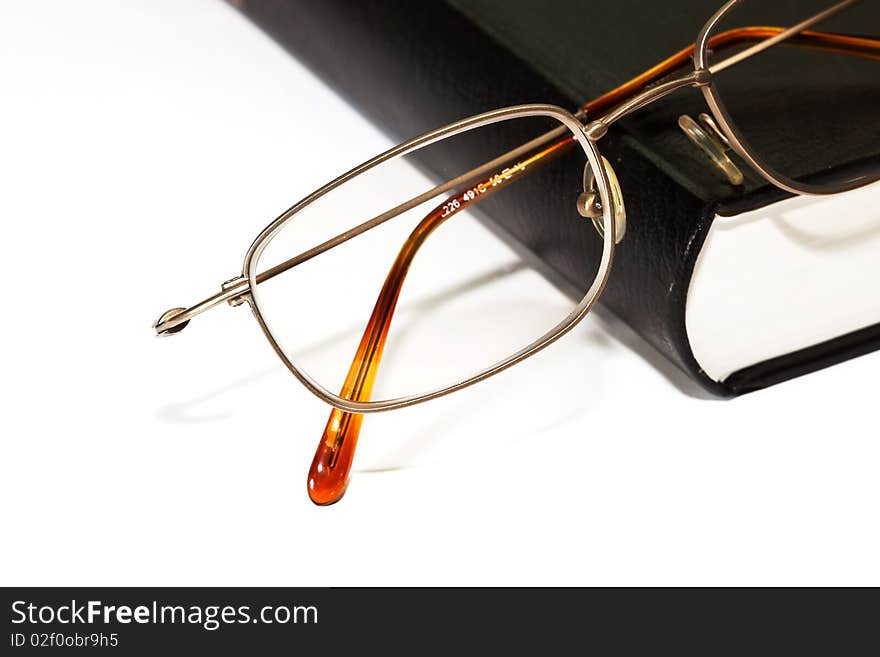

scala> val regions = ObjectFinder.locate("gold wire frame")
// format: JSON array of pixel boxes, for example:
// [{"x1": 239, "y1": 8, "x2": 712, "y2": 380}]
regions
[
  {"x1": 153, "y1": 0, "x2": 880, "y2": 415},
  {"x1": 151, "y1": 0, "x2": 879, "y2": 504},
  {"x1": 244, "y1": 105, "x2": 615, "y2": 413},
  {"x1": 695, "y1": 0, "x2": 880, "y2": 196}
]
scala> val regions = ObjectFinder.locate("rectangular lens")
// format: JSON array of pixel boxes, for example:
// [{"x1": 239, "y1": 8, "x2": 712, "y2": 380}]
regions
[
  {"x1": 706, "y1": 0, "x2": 879, "y2": 186},
  {"x1": 250, "y1": 113, "x2": 610, "y2": 403}
]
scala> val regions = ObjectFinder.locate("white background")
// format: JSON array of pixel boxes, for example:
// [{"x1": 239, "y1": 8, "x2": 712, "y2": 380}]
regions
[{"x1": 1, "y1": 0, "x2": 878, "y2": 586}]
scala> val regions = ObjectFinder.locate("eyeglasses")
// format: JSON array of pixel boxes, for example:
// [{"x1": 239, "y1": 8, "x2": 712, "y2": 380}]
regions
[{"x1": 154, "y1": 0, "x2": 879, "y2": 505}]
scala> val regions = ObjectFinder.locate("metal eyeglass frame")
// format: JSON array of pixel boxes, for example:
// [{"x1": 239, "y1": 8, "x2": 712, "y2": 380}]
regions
[
  {"x1": 152, "y1": 0, "x2": 880, "y2": 504},
  {"x1": 155, "y1": 0, "x2": 877, "y2": 411},
  {"x1": 154, "y1": 0, "x2": 880, "y2": 413}
]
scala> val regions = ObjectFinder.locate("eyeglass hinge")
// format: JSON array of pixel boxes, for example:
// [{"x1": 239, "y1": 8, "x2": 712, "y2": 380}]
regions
[{"x1": 222, "y1": 276, "x2": 249, "y2": 307}]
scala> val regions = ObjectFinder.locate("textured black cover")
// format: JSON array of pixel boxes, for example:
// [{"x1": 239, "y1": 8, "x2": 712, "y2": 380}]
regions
[{"x1": 234, "y1": 0, "x2": 880, "y2": 397}]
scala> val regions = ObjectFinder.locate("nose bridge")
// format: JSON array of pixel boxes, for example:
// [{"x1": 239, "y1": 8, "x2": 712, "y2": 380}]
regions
[{"x1": 583, "y1": 69, "x2": 712, "y2": 142}]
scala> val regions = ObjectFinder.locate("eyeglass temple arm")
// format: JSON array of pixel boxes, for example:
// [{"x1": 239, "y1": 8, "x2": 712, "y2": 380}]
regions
[
  {"x1": 153, "y1": 25, "x2": 880, "y2": 338},
  {"x1": 583, "y1": 26, "x2": 880, "y2": 118},
  {"x1": 306, "y1": 137, "x2": 574, "y2": 504},
  {"x1": 304, "y1": 24, "x2": 880, "y2": 504},
  {"x1": 151, "y1": 130, "x2": 568, "y2": 336}
]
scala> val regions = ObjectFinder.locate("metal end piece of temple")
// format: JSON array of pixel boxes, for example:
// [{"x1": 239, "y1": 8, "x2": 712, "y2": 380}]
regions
[
  {"x1": 153, "y1": 307, "x2": 190, "y2": 336},
  {"x1": 153, "y1": 275, "x2": 249, "y2": 337}
]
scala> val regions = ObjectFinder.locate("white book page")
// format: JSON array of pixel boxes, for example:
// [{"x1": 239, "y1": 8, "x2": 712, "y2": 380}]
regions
[{"x1": 687, "y1": 181, "x2": 880, "y2": 382}]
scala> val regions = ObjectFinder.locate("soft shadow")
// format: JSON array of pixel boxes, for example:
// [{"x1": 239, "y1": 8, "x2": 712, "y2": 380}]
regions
[
  {"x1": 155, "y1": 368, "x2": 277, "y2": 424},
  {"x1": 771, "y1": 211, "x2": 880, "y2": 251},
  {"x1": 591, "y1": 306, "x2": 718, "y2": 400},
  {"x1": 156, "y1": 250, "x2": 710, "y2": 478},
  {"x1": 154, "y1": 261, "x2": 527, "y2": 425},
  {"x1": 356, "y1": 308, "x2": 618, "y2": 474},
  {"x1": 714, "y1": 185, "x2": 880, "y2": 251}
]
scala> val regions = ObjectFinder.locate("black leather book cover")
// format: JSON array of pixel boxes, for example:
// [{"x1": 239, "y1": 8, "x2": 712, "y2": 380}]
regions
[{"x1": 232, "y1": 0, "x2": 880, "y2": 397}]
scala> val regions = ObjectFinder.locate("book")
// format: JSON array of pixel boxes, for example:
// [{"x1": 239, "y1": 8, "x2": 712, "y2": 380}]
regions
[{"x1": 233, "y1": 0, "x2": 880, "y2": 397}]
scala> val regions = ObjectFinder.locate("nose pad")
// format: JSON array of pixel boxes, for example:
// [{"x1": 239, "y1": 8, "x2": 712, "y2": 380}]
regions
[
  {"x1": 678, "y1": 113, "x2": 744, "y2": 186},
  {"x1": 577, "y1": 156, "x2": 626, "y2": 244}
]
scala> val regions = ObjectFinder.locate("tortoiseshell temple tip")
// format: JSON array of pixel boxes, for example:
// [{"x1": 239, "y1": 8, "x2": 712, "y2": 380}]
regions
[{"x1": 307, "y1": 409, "x2": 363, "y2": 505}]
